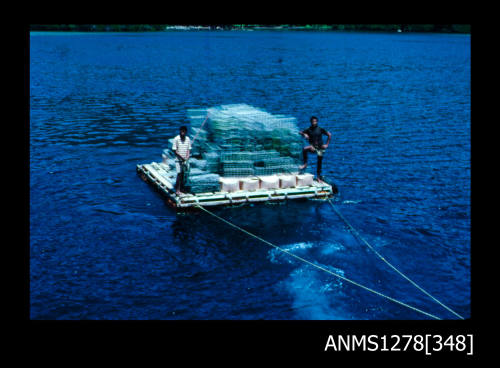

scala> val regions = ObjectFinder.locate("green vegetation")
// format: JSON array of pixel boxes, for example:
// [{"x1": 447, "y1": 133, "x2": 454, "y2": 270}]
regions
[
  {"x1": 30, "y1": 24, "x2": 168, "y2": 32},
  {"x1": 30, "y1": 24, "x2": 470, "y2": 34}
]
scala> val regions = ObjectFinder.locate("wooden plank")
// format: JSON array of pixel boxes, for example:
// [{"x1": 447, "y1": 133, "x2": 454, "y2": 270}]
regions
[
  {"x1": 151, "y1": 162, "x2": 176, "y2": 183},
  {"x1": 144, "y1": 164, "x2": 175, "y2": 191}
]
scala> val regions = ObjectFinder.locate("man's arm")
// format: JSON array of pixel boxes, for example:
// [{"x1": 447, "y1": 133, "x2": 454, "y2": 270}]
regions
[
  {"x1": 323, "y1": 130, "x2": 331, "y2": 148},
  {"x1": 174, "y1": 151, "x2": 185, "y2": 162},
  {"x1": 299, "y1": 129, "x2": 310, "y2": 140},
  {"x1": 185, "y1": 138, "x2": 191, "y2": 161}
]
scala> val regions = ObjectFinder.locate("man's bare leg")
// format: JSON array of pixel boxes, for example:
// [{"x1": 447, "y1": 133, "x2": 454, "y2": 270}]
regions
[
  {"x1": 299, "y1": 146, "x2": 315, "y2": 170},
  {"x1": 317, "y1": 155, "x2": 324, "y2": 181},
  {"x1": 175, "y1": 173, "x2": 182, "y2": 195}
]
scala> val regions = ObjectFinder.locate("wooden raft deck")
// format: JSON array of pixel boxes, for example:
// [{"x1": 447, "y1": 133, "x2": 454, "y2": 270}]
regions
[{"x1": 137, "y1": 162, "x2": 334, "y2": 211}]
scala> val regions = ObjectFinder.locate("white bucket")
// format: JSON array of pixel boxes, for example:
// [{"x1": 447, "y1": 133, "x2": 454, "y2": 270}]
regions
[
  {"x1": 279, "y1": 175, "x2": 296, "y2": 189},
  {"x1": 259, "y1": 175, "x2": 279, "y2": 190},
  {"x1": 296, "y1": 173, "x2": 314, "y2": 186},
  {"x1": 240, "y1": 178, "x2": 259, "y2": 191},
  {"x1": 220, "y1": 178, "x2": 240, "y2": 193}
]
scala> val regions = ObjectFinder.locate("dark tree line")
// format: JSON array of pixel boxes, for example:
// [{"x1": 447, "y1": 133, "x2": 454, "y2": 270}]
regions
[{"x1": 29, "y1": 24, "x2": 470, "y2": 33}]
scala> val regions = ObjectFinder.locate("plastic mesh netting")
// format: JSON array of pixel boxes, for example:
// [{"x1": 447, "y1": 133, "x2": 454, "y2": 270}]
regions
[{"x1": 167, "y1": 104, "x2": 303, "y2": 193}]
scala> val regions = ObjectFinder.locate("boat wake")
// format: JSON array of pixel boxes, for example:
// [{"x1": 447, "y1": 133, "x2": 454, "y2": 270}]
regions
[{"x1": 267, "y1": 241, "x2": 351, "y2": 319}]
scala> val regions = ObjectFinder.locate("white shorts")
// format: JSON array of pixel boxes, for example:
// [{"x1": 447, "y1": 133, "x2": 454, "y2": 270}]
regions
[{"x1": 175, "y1": 160, "x2": 189, "y2": 174}]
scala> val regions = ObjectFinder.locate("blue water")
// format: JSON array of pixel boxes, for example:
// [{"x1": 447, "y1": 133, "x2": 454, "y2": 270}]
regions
[{"x1": 30, "y1": 30, "x2": 470, "y2": 320}]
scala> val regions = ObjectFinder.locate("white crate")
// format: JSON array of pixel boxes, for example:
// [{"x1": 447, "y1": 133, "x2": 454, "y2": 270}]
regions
[
  {"x1": 219, "y1": 178, "x2": 240, "y2": 192},
  {"x1": 240, "y1": 178, "x2": 260, "y2": 191},
  {"x1": 296, "y1": 173, "x2": 314, "y2": 186},
  {"x1": 259, "y1": 175, "x2": 280, "y2": 190},
  {"x1": 279, "y1": 175, "x2": 296, "y2": 189}
]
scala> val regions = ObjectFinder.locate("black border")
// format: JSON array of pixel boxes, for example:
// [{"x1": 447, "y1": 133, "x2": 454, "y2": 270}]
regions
[{"x1": 25, "y1": 17, "x2": 477, "y2": 360}]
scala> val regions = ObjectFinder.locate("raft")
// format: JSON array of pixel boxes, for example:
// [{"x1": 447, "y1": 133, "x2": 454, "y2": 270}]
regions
[{"x1": 137, "y1": 161, "x2": 336, "y2": 211}]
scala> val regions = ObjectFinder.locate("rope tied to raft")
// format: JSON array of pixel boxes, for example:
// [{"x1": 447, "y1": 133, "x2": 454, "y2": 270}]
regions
[
  {"x1": 326, "y1": 198, "x2": 464, "y2": 320},
  {"x1": 195, "y1": 204, "x2": 442, "y2": 320}
]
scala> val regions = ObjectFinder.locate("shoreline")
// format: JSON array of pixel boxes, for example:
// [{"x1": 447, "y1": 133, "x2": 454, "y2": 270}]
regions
[{"x1": 29, "y1": 24, "x2": 471, "y2": 34}]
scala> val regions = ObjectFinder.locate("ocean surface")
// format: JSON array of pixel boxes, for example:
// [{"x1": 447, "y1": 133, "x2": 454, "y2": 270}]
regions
[{"x1": 29, "y1": 30, "x2": 470, "y2": 320}]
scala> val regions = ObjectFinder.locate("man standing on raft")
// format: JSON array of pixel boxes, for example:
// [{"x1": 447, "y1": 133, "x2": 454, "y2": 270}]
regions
[
  {"x1": 172, "y1": 126, "x2": 191, "y2": 195},
  {"x1": 299, "y1": 116, "x2": 331, "y2": 181}
]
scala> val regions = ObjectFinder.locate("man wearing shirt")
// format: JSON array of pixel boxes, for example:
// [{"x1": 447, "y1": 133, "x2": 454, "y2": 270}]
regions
[
  {"x1": 172, "y1": 126, "x2": 192, "y2": 195},
  {"x1": 299, "y1": 116, "x2": 331, "y2": 181}
]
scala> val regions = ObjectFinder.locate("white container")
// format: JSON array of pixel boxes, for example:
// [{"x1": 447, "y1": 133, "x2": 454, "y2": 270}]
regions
[
  {"x1": 279, "y1": 175, "x2": 296, "y2": 189},
  {"x1": 219, "y1": 178, "x2": 240, "y2": 193},
  {"x1": 259, "y1": 175, "x2": 279, "y2": 190},
  {"x1": 240, "y1": 178, "x2": 259, "y2": 191},
  {"x1": 296, "y1": 173, "x2": 314, "y2": 186}
]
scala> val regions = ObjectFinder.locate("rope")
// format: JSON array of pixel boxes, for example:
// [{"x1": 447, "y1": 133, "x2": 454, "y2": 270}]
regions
[
  {"x1": 195, "y1": 204, "x2": 442, "y2": 320},
  {"x1": 191, "y1": 113, "x2": 210, "y2": 146},
  {"x1": 327, "y1": 199, "x2": 464, "y2": 320}
]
